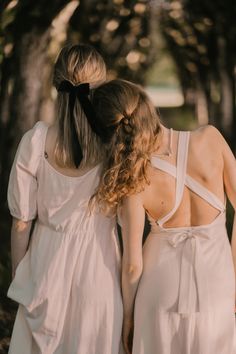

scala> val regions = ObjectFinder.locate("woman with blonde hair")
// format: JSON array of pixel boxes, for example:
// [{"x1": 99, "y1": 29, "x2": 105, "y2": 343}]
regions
[
  {"x1": 7, "y1": 44, "x2": 123, "y2": 354},
  {"x1": 92, "y1": 79, "x2": 236, "y2": 354}
]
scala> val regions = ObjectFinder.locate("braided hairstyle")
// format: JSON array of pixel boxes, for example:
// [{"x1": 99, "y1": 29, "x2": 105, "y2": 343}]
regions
[{"x1": 91, "y1": 79, "x2": 162, "y2": 213}]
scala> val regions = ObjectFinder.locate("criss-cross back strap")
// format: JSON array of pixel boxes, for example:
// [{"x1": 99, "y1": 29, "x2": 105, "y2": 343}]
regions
[
  {"x1": 186, "y1": 175, "x2": 225, "y2": 211},
  {"x1": 156, "y1": 131, "x2": 190, "y2": 227},
  {"x1": 151, "y1": 139, "x2": 225, "y2": 215}
]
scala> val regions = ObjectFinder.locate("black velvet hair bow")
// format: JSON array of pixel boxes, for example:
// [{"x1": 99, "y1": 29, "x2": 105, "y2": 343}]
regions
[{"x1": 57, "y1": 80, "x2": 105, "y2": 168}]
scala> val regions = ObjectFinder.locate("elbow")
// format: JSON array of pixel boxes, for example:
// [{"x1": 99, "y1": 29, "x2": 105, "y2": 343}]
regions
[
  {"x1": 11, "y1": 218, "x2": 32, "y2": 235},
  {"x1": 122, "y1": 263, "x2": 143, "y2": 283},
  {"x1": 12, "y1": 218, "x2": 31, "y2": 233}
]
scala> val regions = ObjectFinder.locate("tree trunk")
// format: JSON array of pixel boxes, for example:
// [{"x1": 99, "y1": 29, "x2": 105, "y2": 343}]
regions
[
  {"x1": 218, "y1": 36, "x2": 234, "y2": 139},
  {"x1": 0, "y1": 0, "x2": 77, "y2": 210},
  {"x1": 195, "y1": 79, "x2": 209, "y2": 126},
  {"x1": 0, "y1": 28, "x2": 51, "y2": 207}
]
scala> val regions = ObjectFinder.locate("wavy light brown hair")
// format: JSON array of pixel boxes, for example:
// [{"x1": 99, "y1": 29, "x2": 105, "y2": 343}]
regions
[
  {"x1": 91, "y1": 79, "x2": 162, "y2": 213},
  {"x1": 53, "y1": 44, "x2": 106, "y2": 169}
]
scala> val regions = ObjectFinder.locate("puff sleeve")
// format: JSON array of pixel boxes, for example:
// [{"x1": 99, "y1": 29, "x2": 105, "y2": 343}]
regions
[{"x1": 7, "y1": 122, "x2": 44, "y2": 221}]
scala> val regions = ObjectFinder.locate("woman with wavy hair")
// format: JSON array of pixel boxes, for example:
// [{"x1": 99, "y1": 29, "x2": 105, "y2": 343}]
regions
[
  {"x1": 92, "y1": 79, "x2": 236, "y2": 354},
  {"x1": 7, "y1": 45, "x2": 123, "y2": 354}
]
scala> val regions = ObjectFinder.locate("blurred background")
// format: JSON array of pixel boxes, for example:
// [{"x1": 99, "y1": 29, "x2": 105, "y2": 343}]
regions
[{"x1": 0, "y1": 0, "x2": 235, "y2": 351}]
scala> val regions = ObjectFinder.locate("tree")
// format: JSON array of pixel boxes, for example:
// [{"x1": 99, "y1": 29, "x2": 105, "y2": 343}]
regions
[
  {"x1": 159, "y1": 0, "x2": 236, "y2": 150},
  {"x1": 0, "y1": 0, "x2": 76, "y2": 208},
  {"x1": 68, "y1": 0, "x2": 155, "y2": 83}
]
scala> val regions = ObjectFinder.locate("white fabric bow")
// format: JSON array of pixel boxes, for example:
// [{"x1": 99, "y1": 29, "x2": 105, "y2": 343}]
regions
[{"x1": 168, "y1": 229, "x2": 210, "y2": 315}]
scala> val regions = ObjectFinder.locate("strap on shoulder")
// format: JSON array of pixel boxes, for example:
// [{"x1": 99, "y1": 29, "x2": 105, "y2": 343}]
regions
[{"x1": 157, "y1": 131, "x2": 190, "y2": 226}]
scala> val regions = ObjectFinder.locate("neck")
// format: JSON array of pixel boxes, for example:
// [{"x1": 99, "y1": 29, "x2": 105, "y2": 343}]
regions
[{"x1": 157, "y1": 124, "x2": 173, "y2": 156}]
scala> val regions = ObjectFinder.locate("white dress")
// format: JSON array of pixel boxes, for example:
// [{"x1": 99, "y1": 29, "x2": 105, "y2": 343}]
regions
[
  {"x1": 7, "y1": 121, "x2": 124, "y2": 354},
  {"x1": 133, "y1": 131, "x2": 236, "y2": 354}
]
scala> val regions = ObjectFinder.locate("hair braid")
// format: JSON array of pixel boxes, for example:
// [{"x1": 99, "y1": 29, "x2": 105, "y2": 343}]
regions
[{"x1": 92, "y1": 81, "x2": 161, "y2": 214}]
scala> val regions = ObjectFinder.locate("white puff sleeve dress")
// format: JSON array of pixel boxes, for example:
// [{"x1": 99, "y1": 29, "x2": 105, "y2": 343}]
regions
[{"x1": 7, "y1": 121, "x2": 124, "y2": 354}]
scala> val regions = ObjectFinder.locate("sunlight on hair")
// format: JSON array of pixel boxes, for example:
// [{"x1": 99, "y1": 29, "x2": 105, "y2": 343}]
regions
[
  {"x1": 91, "y1": 79, "x2": 162, "y2": 213},
  {"x1": 53, "y1": 44, "x2": 106, "y2": 169}
]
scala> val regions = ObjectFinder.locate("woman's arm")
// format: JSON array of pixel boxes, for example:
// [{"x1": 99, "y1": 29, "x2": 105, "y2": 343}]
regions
[
  {"x1": 11, "y1": 218, "x2": 32, "y2": 279},
  {"x1": 120, "y1": 194, "x2": 145, "y2": 354},
  {"x1": 219, "y1": 130, "x2": 236, "y2": 293}
]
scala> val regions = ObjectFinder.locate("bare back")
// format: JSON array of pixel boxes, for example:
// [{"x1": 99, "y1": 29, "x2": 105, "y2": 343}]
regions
[{"x1": 142, "y1": 125, "x2": 225, "y2": 228}]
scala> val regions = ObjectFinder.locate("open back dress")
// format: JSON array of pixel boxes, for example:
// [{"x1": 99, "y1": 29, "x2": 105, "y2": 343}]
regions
[
  {"x1": 7, "y1": 121, "x2": 123, "y2": 354},
  {"x1": 133, "y1": 131, "x2": 236, "y2": 354}
]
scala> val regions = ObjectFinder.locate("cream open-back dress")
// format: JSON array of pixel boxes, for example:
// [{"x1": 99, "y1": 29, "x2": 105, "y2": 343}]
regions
[
  {"x1": 133, "y1": 131, "x2": 236, "y2": 354},
  {"x1": 7, "y1": 121, "x2": 123, "y2": 354}
]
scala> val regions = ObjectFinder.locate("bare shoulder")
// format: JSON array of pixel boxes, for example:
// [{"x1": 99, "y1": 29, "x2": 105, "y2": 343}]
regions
[
  {"x1": 191, "y1": 124, "x2": 222, "y2": 137},
  {"x1": 45, "y1": 124, "x2": 57, "y2": 151},
  {"x1": 190, "y1": 124, "x2": 225, "y2": 150}
]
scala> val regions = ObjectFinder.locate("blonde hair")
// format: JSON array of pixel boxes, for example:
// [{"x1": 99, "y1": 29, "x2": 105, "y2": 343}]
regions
[
  {"x1": 53, "y1": 44, "x2": 106, "y2": 168},
  {"x1": 91, "y1": 79, "x2": 162, "y2": 213}
]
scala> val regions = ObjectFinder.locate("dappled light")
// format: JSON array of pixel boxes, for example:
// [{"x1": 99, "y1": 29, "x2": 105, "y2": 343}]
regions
[{"x1": 0, "y1": 0, "x2": 235, "y2": 351}]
